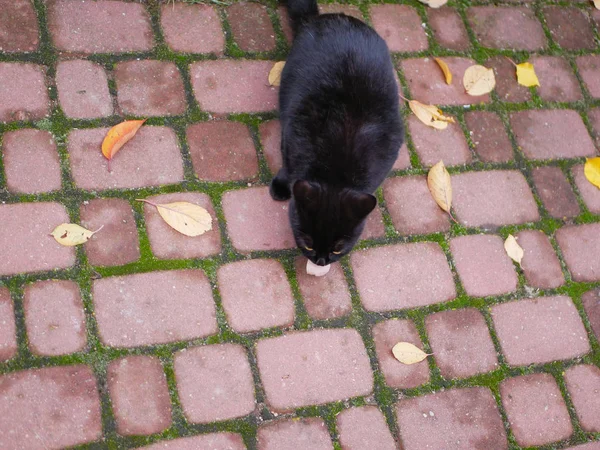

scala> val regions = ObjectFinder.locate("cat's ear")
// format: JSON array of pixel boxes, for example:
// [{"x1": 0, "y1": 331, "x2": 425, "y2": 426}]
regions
[
  {"x1": 293, "y1": 180, "x2": 321, "y2": 212},
  {"x1": 342, "y1": 190, "x2": 377, "y2": 220}
]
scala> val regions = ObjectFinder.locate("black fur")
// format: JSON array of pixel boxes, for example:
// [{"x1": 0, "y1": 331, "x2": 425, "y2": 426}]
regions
[{"x1": 270, "y1": 0, "x2": 404, "y2": 266}]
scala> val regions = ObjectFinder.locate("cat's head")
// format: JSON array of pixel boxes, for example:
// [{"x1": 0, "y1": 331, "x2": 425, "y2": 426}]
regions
[{"x1": 290, "y1": 180, "x2": 376, "y2": 266}]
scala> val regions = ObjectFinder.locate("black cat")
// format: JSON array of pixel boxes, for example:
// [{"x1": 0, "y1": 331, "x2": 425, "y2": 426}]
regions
[{"x1": 270, "y1": 0, "x2": 404, "y2": 266}]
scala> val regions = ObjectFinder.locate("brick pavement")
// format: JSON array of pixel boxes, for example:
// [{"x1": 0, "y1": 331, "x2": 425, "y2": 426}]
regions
[{"x1": 0, "y1": 0, "x2": 599, "y2": 449}]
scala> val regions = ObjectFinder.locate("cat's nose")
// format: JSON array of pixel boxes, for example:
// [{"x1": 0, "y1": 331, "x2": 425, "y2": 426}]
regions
[{"x1": 316, "y1": 257, "x2": 327, "y2": 266}]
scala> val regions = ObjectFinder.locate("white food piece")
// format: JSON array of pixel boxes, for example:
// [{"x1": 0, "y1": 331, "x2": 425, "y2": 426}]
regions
[{"x1": 306, "y1": 259, "x2": 331, "y2": 277}]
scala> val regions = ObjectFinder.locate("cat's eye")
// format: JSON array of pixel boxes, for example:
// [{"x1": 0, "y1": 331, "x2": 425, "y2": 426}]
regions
[
  {"x1": 332, "y1": 250, "x2": 342, "y2": 255},
  {"x1": 304, "y1": 246, "x2": 313, "y2": 251}
]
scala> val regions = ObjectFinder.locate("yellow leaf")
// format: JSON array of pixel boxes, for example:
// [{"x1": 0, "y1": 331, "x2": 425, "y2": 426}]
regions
[
  {"x1": 392, "y1": 342, "x2": 431, "y2": 365},
  {"x1": 435, "y1": 57, "x2": 452, "y2": 85},
  {"x1": 306, "y1": 259, "x2": 330, "y2": 277},
  {"x1": 463, "y1": 65, "x2": 496, "y2": 96},
  {"x1": 408, "y1": 100, "x2": 455, "y2": 130},
  {"x1": 101, "y1": 119, "x2": 146, "y2": 172},
  {"x1": 268, "y1": 61, "x2": 286, "y2": 86},
  {"x1": 504, "y1": 235, "x2": 524, "y2": 265},
  {"x1": 427, "y1": 160, "x2": 452, "y2": 214},
  {"x1": 584, "y1": 157, "x2": 600, "y2": 189},
  {"x1": 594, "y1": 0, "x2": 600, "y2": 10},
  {"x1": 137, "y1": 199, "x2": 212, "y2": 237},
  {"x1": 418, "y1": 0, "x2": 448, "y2": 7},
  {"x1": 51, "y1": 223, "x2": 103, "y2": 246},
  {"x1": 516, "y1": 62, "x2": 540, "y2": 87}
]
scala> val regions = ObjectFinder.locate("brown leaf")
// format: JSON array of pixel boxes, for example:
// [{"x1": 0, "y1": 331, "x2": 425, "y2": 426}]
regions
[
  {"x1": 427, "y1": 160, "x2": 453, "y2": 215},
  {"x1": 268, "y1": 61, "x2": 286, "y2": 86},
  {"x1": 392, "y1": 342, "x2": 431, "y2": 365},
  {"x1": 101, "y1": 119, "x2": 146, "y2": 171},
  {"x1": 504, "y1": 234, "x2": 524, "y2": 265},
  {"x1": 435, "y1": 57, "x2": 452, "y2": 85},
  {"x1": 408, "y1": 100, "x2": 455, "y2": 130},
  {"x1": 137, "y1": 199, "x2": 212, "y2": 237},
  {"x1": 463, "y1": 65, "x2": 495, "y2": 96}
]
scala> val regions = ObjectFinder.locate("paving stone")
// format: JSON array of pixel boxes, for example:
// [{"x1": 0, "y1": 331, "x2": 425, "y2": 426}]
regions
[
  {"x1": 160, "y1": 3, "x2": 224, "y2": 54},
  {"x1": 486, "y1": 56, "x2": 531, "y2": 103},
  {"x1": 0, "y1": 63, "x2": 49, "y2": 122},
  {"x1": 277, "y1": 6, "x2": 293, "y2": 44},
  {"x1": 0, "y1": 202, "x2": 75, "y2": 276},
  {"x1": 56, "y1": 60, "x2": 113, "y2": 119},
  {"x1": 370, "y1": 5, "x2": 427, "y2": 52},
  {"x1": 501, "y1": 373, "x2": 572, "y2": 446},
  {"x1": 532, "y1": 166, "x2": 580, "y2": 218},
  {"x1": 451, "y1": 234, "x2": 517, "y2": 297},
  {"x1": 0, "y1": 0, "x2": 39, "y2": 52},
  {"x1": 401, "y1": 57, "x2": 490, "y2": 106},
  {"x1": 543, "y1": 6, "x2": 595, "y2": 50},
  {"x1": 582, "y1": 289, "x2": 600, "y2": 341},
  {"x1": 393, "y1": 143, "x2": 411, "y2": 170},
  {"x1": 590, "y1": 108, "x2": 600, "y2": 146},
  {"x1": 531, "y1": 56, "x2": 582, "y2": 102},
  {"x1": 294, "y1": 256, "x2": 352, "y2": 320},
  {"x1": 187, "y1": 121, "x2": 259, "y2": 181},
  {"x1": 115, "y1": 60, "x2": 186, "y2": 116},
  {"x1": 468, "y1": 6, "x2": 546, "y2": 50},
  {"x1": 491, "y1": 296, "x2": 590, "y2": 366},
  {"x1": 425, "y1": 308, "x2": 498, "y2": 379},
  {"x1": 565, "y1": 365, "x2": 600, "y2": 433},
  {"x1": 337, "y1": 406, "x2": 397, "y2": 450},
  {"x1": 319, "y1": 4, "x2": 363, "y2": 19},
  {"x1": 228, "y1": 3, "x2": 275, "y2": 52},
  {"x1": 2, "y1": 129, "x2": 61, "y2": 194},
  {"x1": 516, "y1": 230, "x2": 565, "y2": 289},
  {"x1": 80, "y1": 198, "x2": 140, "y2": 267},
  {"x1": 372, "y1": 319, "x2": 430, "y2": 389},
  {"x1": 383, "y1": 175, "x2": 450, "y2": 236},
  {"x1": 577, "y1": 55, "x2": 600, "y2": 99},
  {"x1": 174, "y1": 344, "x2": 255, "y2": 423},
  {"x1": 351, "y1": 242, "x2": 456, "y2": 312},
  {"x1": 24, "y1": 280, "x2": 86, "y2": 356},
  {"x1": 427, "y1": 7, "x2": 470, "y2": 51},
  {"x1": 222, "y1": 186, "x2": 295, "y2": 252},
  {"x1": 93, "y1": 270, "x2": 217, "y2": 347},
  {"x1": 396, "y1": 387, "x2": 507, "y2": 450},
  {"x1": 218, "y1": 259, "x2": 294, "y2": 333},
  {"x1": 190, "y1": 60, "x2": 278, "y2": 113},
  {"x1": 0, "y1": 288, "x2": 17, "y2": 362},
  {"x1": 556, "y1": 224, "x2": 600, "y2": 282},
  {"x1": 48, "y1": 0, "x2": 153, "y2": 53},
  {"x1": 142, "y1": 192, "x2": 221, "y2": 260},
  {"x1": 0, "y1": 365, "x2": 102, "y2": 449},
  {"x1": 259, "y1": 119, "x2": 282, "y2": 174},
  {"x1": 361, "y1": 206, "x2": 385, "y2": 240},
  {"x1": 464, "y1": 111, "x2": 513, "y2": 163},
  {"x1": 139, "y1": 433, "x2": 246, "y2": 450},
  {"x1": 566, "y1": 443, "x2": 600, "y2": 450},
  {"x1": 256, "y1": 329, "x2": 373, "y2": 411},
  {"x1": 68, "y1": 127, "x2": 184, "y2": 190},
  {"x1": 258, "y1": 418, "x2": 333, "y2": 450},
  {"x1": 452, "y1": 170, "x2": 540, "y2": 227}
]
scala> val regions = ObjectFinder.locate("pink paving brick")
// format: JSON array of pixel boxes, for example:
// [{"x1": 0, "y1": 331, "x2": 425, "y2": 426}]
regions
[
  {"x1": 93, "y1": 270, "x2": 217, "y2": 347},
  {"x1": 351, "y1": 242, "x2": 455, "y2": 311},
  {"x1": 23, "y1": 280, "x2": 86, "y2": 356},
  {"x1": 465, "y1": 111, "x2": 513, "y2": 163},
  {"x1": 361, "y1": 206, "x2": 385, "y2": 240},
  {"x1": 115, "y1": 60, "x2": 186, "y2": 117},
  {"x1": 222, "y1": 186, "x2": 295, "y2": 252},
  {"x1": 543, "y1": 6, "x2": 595, "y2": 50},
  {"x1": 258, "y1": 418, "x2": 333, "y2": 450},
  {"x1": 565, "y1": 365, "x2": 600, "y2": 433},
  {"x1": 256, "y1": 329, "x2": 373, "y2": 411},
  {"x1": 80, "y1": 198, "x2": 140, "y2": 267},
  {"x1": 337, "y1": 406, "x2": 397, "y2": 450},
  {"x1": 108, "y1": 356, "x2": 172, "y2": 435},
  {"x1": 0, "y1": 288, "x2": 17, "y2": 362},
  {"x1": 532, "y1": 166, "x2": 580, "y2": 218},
  {"x1": 396, "y1": 387, "x2": 507, "y2": 450},
  {"x1": 501, "y1": 373, "x2": 572, "y2": 446},
  {"x1": 467, "y1": 6, "x2": 546, "y2": 50},
  {"x1": 140, "y1": 433, "x2": 246, "y2": 450},
  {"x1": 319, "y1": 4, "x2": 363, "y2": 18},
  {"x1": 427, "y1": 7, "x2": 470, "y2": 51},
  {"x1": 566, "y1": 443, "x2": 600, "y2": 450},
  {"x1": 48, "y1": 0, "x2": 153, "y2": 53},
  {"x1": 68, "y1": 127, "x2": 184, "y2": 190},
  {"x1": 0, "y1": 0, "x2": 39, "y2": 52},
  {"x1": 142, "y1": 192, "x2": 221, "y2": 260},
  {"x1": 393, "y1": 143, "x2": 411, "y2": 170},
  {"x1": 491, "y1": 296, "x2": 590, "y2": 366},
  {"x1": 372, "y1": 319, "x2": 430, "y2": 389},
  {"x1": 383, "y1": 175, "x2": 450, "y2": 236},
  {"x1": 583, "y1": 289, "x2": 600, "y2": 340},
  {"x1": 452, "y1": 170, "x2": 539, "y2": 227},
  {"x1": 277, "y1": 6, "x2": 293, "y2": 44},
  {"x1": 516, "y1": 230, "x2": 565, "y2": 289},
  {"x1": 573, "y1": 164, "x2": 600, "y2": 214},
  {"x1": 56, "y1": 60, "x2": 113, "y2": 119},
  {"x1": 0, "y1": 365, "x2": 102, "y2": 449},
  {"x1": 259, "y1": 120, "x2": 282, "y2": 174},
  {"x1": 218, "y1": 259, "x2": 294, "y2": 333},
  {"x1": 0, "y1": 63, "x2": 49, "y2": 122},
  {"x1": 556, "y1": 224, "x2": 600, "y2": 282},
  {"x1": 425, "y1": 308, "x2": 498, "y2": 379},
  {"x1": 511, "y1": 110, "x2": 597, "y2": 160},
  {"x1": 174, "y1": 344, "x2": 255, "y2": 423},
  {"x1": 487, "y1": 56, "x2": 531, "y2": 103},
  {"x1": 294, "y1": 256, "x2": 351, "y2": 320},
  {"x1": 451, "y1": 234, "x2": 517, "y2": 297},
  {"x1": 401, "y1": 57, "x2": 490, "y2": 106},
  {"x1": 187, "y1": 121, "x2": 259, "y2": 182},
  {"x1": 190, "y1": 60, "x2": 278, "y2": 113},
  {"x1": 590, "y1": 108, "x2": 600, "y2": 146},
  {"x1": 160, "y1": 4, "x2": 224, "y2": 54},
  {"x1": 531, "y1": 56, "x2": 582, "y2": 102},
  {"x1": 0, "y1": 202, "x2": 75, "y2": 276},
  {"x1": 2, "y1": 129, "x2": 61, "y2": 194},
  {"x1": 577, "y1": 55, "x2": 600, "y2": 99},
  {"x1": 370, "y1": 5, "x2": 427, "y2": 53},
  {"x1": 228, "y1": 2, "x2": 275, "y2": 52}
]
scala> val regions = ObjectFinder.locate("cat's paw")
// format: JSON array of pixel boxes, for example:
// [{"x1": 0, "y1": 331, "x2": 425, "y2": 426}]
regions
[{"x1": 270, "y1": 177, "x2": 291, "y2": 201}]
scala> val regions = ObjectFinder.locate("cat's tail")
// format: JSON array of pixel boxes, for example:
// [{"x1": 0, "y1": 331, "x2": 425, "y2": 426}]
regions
[{"x1": 284, "y1": 0, "x2": 319, "y2": 37}]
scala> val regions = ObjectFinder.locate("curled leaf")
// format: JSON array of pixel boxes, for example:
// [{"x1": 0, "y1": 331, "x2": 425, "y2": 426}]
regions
[
  {"x1": 463, "y1": 65, "x2": 495, "y2": 96},
  {"x1": 434, "y1": 57, "x2": 452, "y2": 85},
  {"x1": 137, "y1": 199, "x2": 212, "y2": 237},
  {"x1": 102, "y1": 119, "x2": 146, "y2": 172},
  {"x1": 427, "y1": 160, "x2": 453, "y2": 214},
  {"x1": 417, "y1": 0, "x2": 448, "y2": 7},
  {"x1": 504, "y1": 234, "x2": 524, "y2": 266},
  {"x1": 584, "y1": 157, "x2": 600, "y2": 189},
  {"x1": 392, "y1": 342, "x2": 431, "y2": 365},
  {"x1": 51, "y1": 223, "x2": 103, "y2": 246},
  {"x1": 306, "y1": 259, "x2": 330, "y2": 277},
  {"x1": 408, "y1": 100, "x2": 455, "y2": 130},
  {"x1": 268, "y1": 61, "x2": 286, "y2": 87},
  {"x1": 516, "y1": 62, "x2": 540, "y2": 87}
]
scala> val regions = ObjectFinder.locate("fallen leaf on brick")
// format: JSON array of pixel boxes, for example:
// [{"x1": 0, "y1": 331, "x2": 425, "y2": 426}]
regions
[
  {"x1": 268, "y1": 61, "x2": 286, "y2": 86},
  {"x1": 435, "y1": 57, "x2": 452, "y2": 85},
  {"x1": 408, "y1": 100, "x2": 455, "y2": 130},
  {"x1": 417, "y1": 0, "x2": 448, "y2": 8},
  {"x1": 504, "y1": 234, "x2": 524, "y2": 266},
  {"x1": 594, "y1": 0, "x2": 600, "y2": 10},
  {"x1": 427, "y1": 160, "x2": 456, "y2": 222},
  {"x1": 102, "y1": 119, "x2": 146, "y2": 172},
  {"x1": 584, "y1": 157, "x2": 600, "y2": 189},
  {"x1": 516, "y1": 62, "x2": 540, "y2": 87},
  {"x1": 463, "y1": 65, "x2": 495, "y2": 96},
  {"x1": 51, "y1": 223, "x2": 103, "y2": 246},
  {"x1": 306, "y1": 259, "x2": 331, "y2": 277},
  {"x1": 392, "y1": 342, "x2": 431, "y2": 365},
  {"x1": 137, "y1": 199, "x2": 212, "y2": 237}
]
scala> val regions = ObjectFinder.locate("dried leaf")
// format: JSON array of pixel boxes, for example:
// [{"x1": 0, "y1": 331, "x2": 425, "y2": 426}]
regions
[
  {"x1": 594, "y1": 0, "x2": 600, "y2": 10},
  {"x1": 417, "y1": 0, "x2": 448, "y2": 8},
  {"x1": 268, "y1": 61, "x2": 286, "y2": 86},
  {"x1": 427, "y1": 160, "x2": 452, "y2": 214},
  {"x1": 306, "y1": 259, "x2": 330, "y2": 277},
  {"x1": 504, "y1": 234, "x2": 524, "y2": 265},
  {"x1": 137, "y1": 199, "x2": 212, "y2": 237},
  {"x1": 51, "y1": 223, "x2": 103, "y2": 246},
  {"x1": 435, "y1": 57, "x2": 452, "y2": 85},
  {"x1": 516, "y1": 62, "x2": 540, "y2": 87},
  {"x1": 392, "y1": 342, "x2": 430, "y2": 365},
  {"x1": 463, "y1": 65, "x2": 496, "y2": 96},
  {"x1": 408, "y1": 100, "x2": 455, "y2": 130},
  {"x1": 101, "y1": 119, "x2": 146, "y2": 171},
  {"x1": 584, "y1": 157, "x2": 600, "y2": 189}
]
